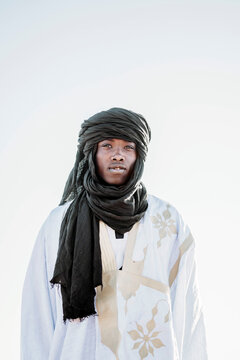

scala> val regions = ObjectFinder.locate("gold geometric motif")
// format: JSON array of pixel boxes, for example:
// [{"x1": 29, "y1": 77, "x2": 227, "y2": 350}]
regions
[
  {"x1": 97, "y1": 221, "x2": 171, "y2": 358},
  {"x1": 169, "y1": 232, "x2": 194, "y2": 287},
  {"x1": 96, "y1": 222, "x2": 142, "y2": 358},
  {"x1": 128, "y1": 301, "x2": 168, "y2": 359},
  {"x1": 96, "y1": 272, "x2": 122, "y2": 359},
  {"x1": 151, "y1": 206, "x2": 177, "y2": 247},
  {"x1": 118, "y1": 246, "x2": 148, "y2": 313}
]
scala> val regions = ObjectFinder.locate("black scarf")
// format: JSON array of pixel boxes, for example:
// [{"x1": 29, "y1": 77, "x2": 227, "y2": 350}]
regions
[{"x1": 50, "y1": 108, "x2": 151, "y2": 321}]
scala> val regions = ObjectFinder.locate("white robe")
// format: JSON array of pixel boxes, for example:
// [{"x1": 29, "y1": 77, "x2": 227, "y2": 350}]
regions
[{"x1": 21, "y1": 195, "x2": 208, "y2": 360}]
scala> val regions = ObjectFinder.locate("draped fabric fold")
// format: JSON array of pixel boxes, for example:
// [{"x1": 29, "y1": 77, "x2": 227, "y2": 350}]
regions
[{"x1": 50, "y1": 107, "x2": 151, "y2": 321}]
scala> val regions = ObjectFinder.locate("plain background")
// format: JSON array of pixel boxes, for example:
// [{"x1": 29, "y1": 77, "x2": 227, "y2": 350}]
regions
[{"x1": 0, "y1": 1, "x2": 240, "y2": 359}]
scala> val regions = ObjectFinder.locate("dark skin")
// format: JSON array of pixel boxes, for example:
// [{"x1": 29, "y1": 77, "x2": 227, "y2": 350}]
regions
[{"x1": 96, "y1": 138, "x2": 137, "y2": 185}]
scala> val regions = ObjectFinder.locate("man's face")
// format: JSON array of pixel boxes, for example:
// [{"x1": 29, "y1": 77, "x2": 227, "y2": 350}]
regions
[{"x1": 96, "y1": 138, "x2": 137, "y2": 185}]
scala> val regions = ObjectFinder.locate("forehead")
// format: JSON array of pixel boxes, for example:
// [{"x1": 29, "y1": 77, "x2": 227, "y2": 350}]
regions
[{"x1": 98, "y1": 138, "x2": 136, "y2": 144}]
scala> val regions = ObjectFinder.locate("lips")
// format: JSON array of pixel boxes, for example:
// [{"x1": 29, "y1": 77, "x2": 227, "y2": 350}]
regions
[{"x1": 108, "y1": 164, "x2": 126, "y2": 173}]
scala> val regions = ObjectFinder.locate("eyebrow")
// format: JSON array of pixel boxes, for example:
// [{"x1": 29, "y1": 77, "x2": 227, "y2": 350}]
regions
[{"x1": 101, "y1": 139, "x2": 135, "y2": 144}]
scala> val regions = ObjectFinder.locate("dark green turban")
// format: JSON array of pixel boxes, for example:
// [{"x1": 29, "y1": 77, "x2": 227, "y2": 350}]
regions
[{"x1": 50, "y1": 107, "x2": 151, "y2": 321}]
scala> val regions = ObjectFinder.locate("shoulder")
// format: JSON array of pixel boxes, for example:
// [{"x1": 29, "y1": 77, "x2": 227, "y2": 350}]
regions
[
  {"x1": 146, "y1": 194, "x2": 194, "y2": 248},
  {"x1": 147, "y1": 194, "x2": 180, "y2": 222},
  {"x1": 37, "y1": 202, "x2": 72, "y2": 274},
  {"x1": 41, "y1": 201, "x2": 72, "y2": 236}
]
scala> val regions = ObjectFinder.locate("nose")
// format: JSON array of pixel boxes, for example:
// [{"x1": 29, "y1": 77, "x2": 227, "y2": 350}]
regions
[
  {"x1": 111, "y1": 148, "x2": 125, "y2": 161},
  {"x1": 112, "y1": 154, "x2": 124, "y2": 161}
]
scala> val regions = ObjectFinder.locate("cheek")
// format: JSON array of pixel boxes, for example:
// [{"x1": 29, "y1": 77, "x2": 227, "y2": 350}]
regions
[
  {"x1": 95, "y1": 151, "x2": 106, "y2": 176},
  {"x1": 130, "y1": 153, "x2": 137, "y2": 168}
]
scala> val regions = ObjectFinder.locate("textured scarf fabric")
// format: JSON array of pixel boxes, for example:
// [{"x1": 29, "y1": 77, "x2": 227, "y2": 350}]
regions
[{"x1": 50, "y1": 108, "x2": 151, "y2": 321}]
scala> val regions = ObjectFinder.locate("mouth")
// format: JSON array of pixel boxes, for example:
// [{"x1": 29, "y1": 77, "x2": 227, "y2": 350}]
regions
[{"x1": 108, "y1": 164, "x2": 126, "y2": 174}]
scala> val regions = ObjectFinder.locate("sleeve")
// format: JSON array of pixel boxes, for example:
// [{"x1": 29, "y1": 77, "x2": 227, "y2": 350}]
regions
[
  {"x1": 169, "y1": 214, "x2": 208, "y2": 360},
  {"x1": 21, "y1": 218, "x2": 57, "y2": 360}
]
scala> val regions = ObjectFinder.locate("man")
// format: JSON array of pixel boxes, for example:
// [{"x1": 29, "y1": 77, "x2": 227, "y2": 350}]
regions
[{"x1": 21, "y1": 108, "x2": 208, "y2": 359}]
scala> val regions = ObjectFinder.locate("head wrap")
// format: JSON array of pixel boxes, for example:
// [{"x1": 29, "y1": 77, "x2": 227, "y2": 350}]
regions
[{"x1": 50, "y1": 107, "x2": 151, "y2": 321}]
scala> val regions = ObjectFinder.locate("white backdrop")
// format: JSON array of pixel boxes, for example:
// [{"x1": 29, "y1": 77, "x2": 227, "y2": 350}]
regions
[{"x1": 0, "y1": 1, "x2": 240, "y2": 359}]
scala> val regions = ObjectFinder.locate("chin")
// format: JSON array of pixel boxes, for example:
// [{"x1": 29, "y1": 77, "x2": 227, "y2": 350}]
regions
[
  {"x1": 104, "y1": 176, "x2": 127, "y2": 185},
  {"x1": 108, "y1": 179, "x2": 125, "y2": 185}
]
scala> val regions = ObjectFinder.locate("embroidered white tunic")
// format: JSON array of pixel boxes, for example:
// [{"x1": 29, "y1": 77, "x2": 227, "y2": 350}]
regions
[{"x1": 21, "y1": 195, "x2": 208, "y2": 360}]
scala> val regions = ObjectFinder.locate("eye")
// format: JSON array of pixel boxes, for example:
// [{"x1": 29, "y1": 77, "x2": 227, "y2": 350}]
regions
[
  {"x1": 125, "y1": 144, "x2": 135, "y2": 150},
  {"x1": 101, "y1": 143, "x2": 112, "y2": 148}
]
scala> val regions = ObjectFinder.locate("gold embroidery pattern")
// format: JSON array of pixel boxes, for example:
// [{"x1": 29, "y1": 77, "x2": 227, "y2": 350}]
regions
[
  {"x1": 118, "y1": 246, "x2": 148, "y2": 313},
  {"x1": 151, "y1": 206, "x2": 177, "y2": 247},
  {"x1": 169, "y1": 232, "x2": 194, "y2": 287},
  {"x1": 96, "y1": 272, "x2": 121, "y2": 359},
  {"x1": 118, "y1": 271, "x2": 170, "y2": 313},
  {"x1": 128, "y1": 302, "x2": 168, "y2": 359},
  {"x1": 96, "y1": 222, "x2": 141, "y2": 358}
]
